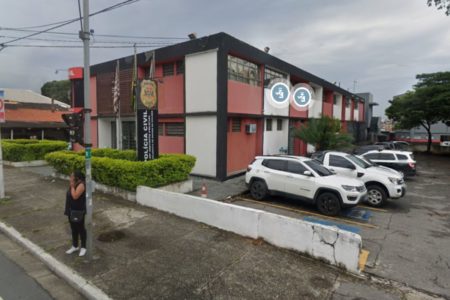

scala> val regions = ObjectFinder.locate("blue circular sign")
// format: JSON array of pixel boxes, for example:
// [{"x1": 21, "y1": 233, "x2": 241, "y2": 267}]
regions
[
  {"x1": 293, "y1": 87, "x2": 311, "y2": 107},
  {"x1": 270, "y1": 82, "x2": 290, "y2": 104}
]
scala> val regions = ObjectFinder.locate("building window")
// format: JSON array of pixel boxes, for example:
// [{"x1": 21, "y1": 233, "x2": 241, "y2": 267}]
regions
[
  {"x1": 266, "y1": 119, "x2": 272, "y2": 131},
  {"x1": 345, "y1": 98, "x2": 351, "y2": 108},
  {"x1": 158, "y1": 123, "x2": 164, "y2": 136},
  {"x1": 111, "y1": 121, "x2": 136, "y2": 150},
  {"x1": 176, "y1": 60, "x2": 184, "y2": 74},
  {"x1": 355, "y1": 102, "x2": 359, "y2": 110},
  {"x1": 277, "y1": 119, "x2": 283, "y2": 131},
  {"x1": 232, "y1": 119, "x2": 241, "y2": 132},
  {"x1": 227, "y1": 55, "x2": 261, "y2": 86},
  {"x1": 264, "y1": 67, "x2": 287, "y2": 87},
  {"x1": 163, "y1": 63, "x2": 174, "y2": 76},
  {"x1": 333, "y1": 95, "x2": 338, "y2": 105},
  {"x1": 165, "y1": 123, "x2": 184, "y2": 136}
]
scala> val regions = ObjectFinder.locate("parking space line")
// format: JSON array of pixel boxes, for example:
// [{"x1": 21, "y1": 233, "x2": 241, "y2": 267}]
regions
[
  {"x1": 359, "y1": 249, "x2": 370, "y2": 272},
  {"x1": 357, "y1": 205, "x2": 389, "y2": 213},
  {"x1": 234, "y1": 197, "x2": 379, "y2": 229}
]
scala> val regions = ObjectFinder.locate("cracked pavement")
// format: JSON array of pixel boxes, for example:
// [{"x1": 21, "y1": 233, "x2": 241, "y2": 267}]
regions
[{"x1": 0, "y1": 155, "x2": 448, "y2": 299}]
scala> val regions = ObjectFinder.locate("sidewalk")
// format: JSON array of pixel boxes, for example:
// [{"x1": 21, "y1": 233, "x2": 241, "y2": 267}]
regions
[{"x1": 0, "y1": 166, "x2": 439, "y2": 299}]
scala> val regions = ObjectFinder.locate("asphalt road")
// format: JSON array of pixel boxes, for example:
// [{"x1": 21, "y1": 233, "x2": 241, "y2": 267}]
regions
[{"x1": 0, "y1": 243, "x2": 52, "y2": 300}]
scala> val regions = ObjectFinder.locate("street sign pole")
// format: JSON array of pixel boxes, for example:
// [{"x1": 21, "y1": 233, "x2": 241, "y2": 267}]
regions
[
  {"x1": 0, "y1": 92, "x2": 5, "y2": 199},
  {"x1": 81, "y1": 0, "x2": 93, "y2": 260}
]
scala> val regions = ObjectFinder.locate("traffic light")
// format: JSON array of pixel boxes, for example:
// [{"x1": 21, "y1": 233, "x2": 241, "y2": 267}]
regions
[{"x1": 62, "y1": 111, "x2": 84, "y2": 145}]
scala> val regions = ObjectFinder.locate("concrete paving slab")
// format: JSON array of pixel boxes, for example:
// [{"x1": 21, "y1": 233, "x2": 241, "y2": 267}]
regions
[{"x1": 1, "y1": 163, "x2": 447, "y2": 299}]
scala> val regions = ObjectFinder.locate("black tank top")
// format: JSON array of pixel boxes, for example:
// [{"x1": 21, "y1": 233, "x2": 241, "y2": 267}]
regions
[{"x1": 64, "y1": 182, "x2": 86, "y2": 215}]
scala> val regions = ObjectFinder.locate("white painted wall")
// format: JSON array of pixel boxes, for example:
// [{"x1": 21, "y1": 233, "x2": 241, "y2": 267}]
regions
[
  {"x1": 345, "y1": 105, "x2": 351, "y2": 121},
  {"x1": 263, "y1": 118, "x2": 289, "y2": 155},
  {"x1": 98, "y1": 118, "x2": 113, "y2": 148},
  {"x1": 354, "y1": 107, "x2": 359, "y2": 121},
  {"x1": 136, "y1": 186, "x2": 362, "y2": 273},
  {"x1": 185, "y1": 49, "x2": 218, "y2": 113},
  {"x1": 186, "y1": 116, "x2": 217, "y2": 177},
  {"x1": 333, "y1": 93, "x2": 343, "y2": 120},
  {"x1": 263, "y1": 88, "x2": 289, "y2": 116},
  {"x1": 308, "y1": 84, "x2": 323, "y2": 119}
]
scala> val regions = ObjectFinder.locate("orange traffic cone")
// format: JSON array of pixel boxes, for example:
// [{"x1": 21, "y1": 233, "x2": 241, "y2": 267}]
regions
[{"x1": 201, "y1": 182, "x2": 208, "y2": 198}]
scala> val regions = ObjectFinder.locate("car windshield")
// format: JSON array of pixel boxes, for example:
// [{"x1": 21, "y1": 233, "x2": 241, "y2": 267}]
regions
[
  {"x1": 304, "y1": 160, "x2": 333, "y2": 176},
  {"x1": 346, "y1": 154, "x2": 372, "y2": 169}
]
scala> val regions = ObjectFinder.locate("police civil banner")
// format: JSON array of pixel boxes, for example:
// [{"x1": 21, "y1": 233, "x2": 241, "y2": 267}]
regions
[{"x1": 136, "y1": 80, "x2": 159, "y2": 161}]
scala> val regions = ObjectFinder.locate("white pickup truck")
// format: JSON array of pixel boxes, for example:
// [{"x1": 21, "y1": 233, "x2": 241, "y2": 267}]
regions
[{"x1": 312, "y1": 151, "x2": 406, "y2": 207}]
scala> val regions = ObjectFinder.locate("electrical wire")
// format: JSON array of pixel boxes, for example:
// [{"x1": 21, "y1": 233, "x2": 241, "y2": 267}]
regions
[
  {"x1": 0, "y1": 27, "x2": 188, "y2": 40},
  {"x1": 0, "y1": 0, "x2": 141, "y2": 45},
  {"x1": 0, "y1": 35, "x2": 176, "y2": 45},
  {"x1": 4, "y1": 44, "x2": 165, "y2": 49}
]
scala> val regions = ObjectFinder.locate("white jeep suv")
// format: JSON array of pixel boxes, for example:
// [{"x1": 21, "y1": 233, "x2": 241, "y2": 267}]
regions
[
  {"x1": 313, "y1": 151, "x2": 406, "y2": 207},
  {"x1": 245, "y1": 156, "x2": 367, "y2": 216}
]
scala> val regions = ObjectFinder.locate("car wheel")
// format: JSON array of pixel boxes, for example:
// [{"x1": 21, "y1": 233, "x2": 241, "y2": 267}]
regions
[
  {"x1": 249, "y1": 180, "x2": 268, "y2": 200},
  {"x1": 316, "y1": 192, "x2": 341, "y2": 216},
  {"x1": 366, "y1": 185, "x2": 387, "y2": 207}
]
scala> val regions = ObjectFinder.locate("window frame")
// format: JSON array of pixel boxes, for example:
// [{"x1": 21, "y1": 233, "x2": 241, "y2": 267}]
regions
[
  {"x1": 276, "y1": 119, "x2": 283, "y2": 131},
  {"x1": 329, "y1": 155, "x2": 355, "y2": 169},
  {"x1": 163, "y1": 63, "x2": 175, "y2": 77},
  {"x1": 262, "y1": 159, "x2": 287, "y2": 172},
  {"x1": 227, "y1": 55, "x2": 261, "y2": 86},
  {"x1": 165, "y1": 122, "x2": 184, "y2": 136},
  {"x1": 266, "y1": 119, "x2": 273, "y2": 131},
  {"x1": 287, "y1": 161, "x2": 308, "y2": 175}
]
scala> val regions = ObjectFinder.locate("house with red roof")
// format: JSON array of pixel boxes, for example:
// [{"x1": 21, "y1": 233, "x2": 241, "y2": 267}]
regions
[{"x1": 0, "y1": 88, "x2": 69, "y2": 140}]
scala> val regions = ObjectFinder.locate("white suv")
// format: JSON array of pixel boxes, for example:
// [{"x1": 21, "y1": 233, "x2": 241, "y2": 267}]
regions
[
  {"x1": 313, "y1": 151, "x2": 406, "y2": 207},
  {"x1": 245, "y1": 156, "x2": 367, "y2": 216}
]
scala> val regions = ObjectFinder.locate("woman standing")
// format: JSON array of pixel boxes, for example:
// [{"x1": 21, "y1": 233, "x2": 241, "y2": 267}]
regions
[{"x1": 64, "y1": 170, "x2": 87, "y2": 257}]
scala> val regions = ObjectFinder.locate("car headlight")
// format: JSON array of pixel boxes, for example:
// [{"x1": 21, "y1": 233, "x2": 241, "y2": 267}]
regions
[
  {"x1": 342, "y1": 185, "x2": 358, "y2": 192},
  {"x1": 388, "y1": 177, "x2": 401, "y2": 184}
]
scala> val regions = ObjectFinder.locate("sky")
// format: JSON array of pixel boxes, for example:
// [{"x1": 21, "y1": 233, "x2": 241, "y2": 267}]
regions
[{"x1": 1, "y1": 0, "x2": 449, "y2": 117}]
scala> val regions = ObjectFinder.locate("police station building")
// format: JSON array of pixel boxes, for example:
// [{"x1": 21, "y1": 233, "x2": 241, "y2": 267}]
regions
[{"x1": 69, "y1": 32, "x2": 366, "y2": 181}]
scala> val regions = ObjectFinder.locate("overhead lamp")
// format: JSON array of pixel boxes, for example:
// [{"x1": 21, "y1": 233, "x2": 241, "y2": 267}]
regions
[
  {"x1": 188, "y1": 33, "x2": 197, "y2": 40},
  {"x1": 264, "y1": 46, "x2": 270, "y2": 53}
]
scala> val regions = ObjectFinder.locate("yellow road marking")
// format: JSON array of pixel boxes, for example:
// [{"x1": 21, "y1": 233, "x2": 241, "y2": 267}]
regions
[
  {"x1": 359, "y1": 249, "x2": 370, "y2": 271},
  {"x1": 358, "y1": 205, "x2": 389, "y2": 213},
  {"x1": 235, "y1": 197, "x2": 379, "y2": 229}
]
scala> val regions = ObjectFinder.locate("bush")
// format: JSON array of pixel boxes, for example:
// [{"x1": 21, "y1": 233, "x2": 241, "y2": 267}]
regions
[
  {"x1": 2, "y1": 140, "x2": 68, "y2": 162},
  {"x1": 45, "y1": 149, "x2": 196, "y2": 191}
]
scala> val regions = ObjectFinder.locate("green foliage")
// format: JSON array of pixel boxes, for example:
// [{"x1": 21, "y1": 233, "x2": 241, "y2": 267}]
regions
[
  {"x1": 44, "y1": 149, "x2": 196, "y2": 191},
  {"x1": 2, "y1": 140, "x2": 68, "y2": 162},
  {"x1": 41, "y1": 80, "x2": 71, "y2": 105},
  {"x1": 386, "y1": 71, "x2": 450, "y2": 152},
  {"x1": 293, "y1": 116, "x2": 353, "y2": 151},
  {"x1": 427, "y1": 0, "x2": 450, "y2": 16}
]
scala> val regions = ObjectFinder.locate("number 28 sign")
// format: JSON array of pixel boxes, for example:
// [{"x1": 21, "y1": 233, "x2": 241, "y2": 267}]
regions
[{"x1": 0, "y1": 90, "x2": 5, "y2": 123}]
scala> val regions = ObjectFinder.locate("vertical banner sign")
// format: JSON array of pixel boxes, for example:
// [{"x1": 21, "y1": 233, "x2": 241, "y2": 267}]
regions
[
  {"x1": 0, "y1": 90, "x2": 5, "y2": 123},
  {"x1": 137, "y1": 80, "x2": 159, "y2": 161}
]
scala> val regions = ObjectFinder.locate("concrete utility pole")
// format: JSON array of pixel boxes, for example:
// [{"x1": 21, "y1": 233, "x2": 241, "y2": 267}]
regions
[{"x1": 80, "y1": 0, "x2": 93, "y2": 260}]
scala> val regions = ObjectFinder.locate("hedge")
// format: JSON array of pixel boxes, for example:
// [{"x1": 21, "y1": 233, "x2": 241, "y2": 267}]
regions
[
  {"x1": 2, "y1": 139, "x2": 68, "y2": 162},
  {"x1": 44, "y1": 149, "x2": 196, "y2": 191}
]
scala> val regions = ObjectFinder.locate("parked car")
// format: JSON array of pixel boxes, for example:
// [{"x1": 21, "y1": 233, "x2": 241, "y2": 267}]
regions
[
  {"x1": 360, "y1": 150, "x2": 416, "y2": 176},
  {"x1": 312, "y1": 151, "x2": 406, "y2": 207},
  {"x1": 375, "y1": 141, "x2": 411, "y2": 151},
  {"x1": 245, "y1": 155, "x2": 367, "y2": 216},
  {"x1": 353, "y1": 144, "x2": 385, "y2": 155}
]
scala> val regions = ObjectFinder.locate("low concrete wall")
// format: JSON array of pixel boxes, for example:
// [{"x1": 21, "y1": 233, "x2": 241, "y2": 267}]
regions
[
  {"x1": 137, "y1": 186, "x2": 362, "y2": 273},
  {"x1": 4, "y1": 160, "x2": 48, "y2": 167}
]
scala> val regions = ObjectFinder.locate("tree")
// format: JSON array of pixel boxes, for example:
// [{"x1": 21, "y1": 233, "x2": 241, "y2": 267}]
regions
[
  {"x1": 41, "y1": 80, "x2": 71, "y2": 105},
  {"x1": 427, "y1": 0, "x2": 450, "y2": 16},
  {"x1": 294, "y1": 116, "x2": 353, "y2": 151},
  {"x1": 386, "y1": 72, "x2": 450, "y2": 153}
]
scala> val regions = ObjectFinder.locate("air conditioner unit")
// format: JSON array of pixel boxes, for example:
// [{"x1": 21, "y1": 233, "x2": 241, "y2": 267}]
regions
[{"x1": 245, "y1": 124, "x2": 257, "y2": 134}]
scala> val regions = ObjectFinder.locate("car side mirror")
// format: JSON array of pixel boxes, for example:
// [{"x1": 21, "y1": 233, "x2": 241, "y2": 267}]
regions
[
  {"x1": 357, "y1": 172, "x2": 364, "y2": 178},
  {"x1": 303, "y1": 170, "x2": 312, "y2": 176}
]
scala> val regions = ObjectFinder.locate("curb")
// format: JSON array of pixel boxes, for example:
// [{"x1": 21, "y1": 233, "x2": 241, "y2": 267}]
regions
[{"x1": 0, "y1": 221, "x2": 112, "y2": 300}]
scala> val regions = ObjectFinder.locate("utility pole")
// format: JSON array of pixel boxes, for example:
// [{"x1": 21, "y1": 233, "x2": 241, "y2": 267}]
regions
[{"x1": 80, "y1": 0, "x2": 93, "y2": 260}]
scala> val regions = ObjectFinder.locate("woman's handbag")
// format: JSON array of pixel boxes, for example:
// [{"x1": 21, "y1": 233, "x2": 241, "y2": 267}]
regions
[{"x1": 70, "y1": 210, "x2": 85, "y2": 223}]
